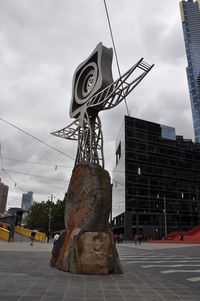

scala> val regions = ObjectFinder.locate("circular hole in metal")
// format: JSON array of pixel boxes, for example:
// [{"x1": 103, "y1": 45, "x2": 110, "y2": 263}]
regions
[
  {"x1": 83, "y1": 74, "x2": 95, "y2": 94},
  {"x1": 75, "y1": 62, "x2": 98, "y2": 104}
]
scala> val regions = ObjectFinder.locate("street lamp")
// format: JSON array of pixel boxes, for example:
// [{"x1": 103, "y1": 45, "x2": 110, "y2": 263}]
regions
[
  {"x1": 48, "y1": 207, "x2": 52, "y2": 234},
  {"x1": 48, "y1": 194, "x2": 56, "y2": 203},
  {"x1": 163, "y1": 196, "x2": 167, "y2": 236},
  {"x1": 47, "y1": 194, "x2": 56, "y2": 234}
]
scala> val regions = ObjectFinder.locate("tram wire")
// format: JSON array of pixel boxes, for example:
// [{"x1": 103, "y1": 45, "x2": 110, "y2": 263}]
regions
[{"x1": 103, "y1": 0, "x2": 130, "y2": 116}]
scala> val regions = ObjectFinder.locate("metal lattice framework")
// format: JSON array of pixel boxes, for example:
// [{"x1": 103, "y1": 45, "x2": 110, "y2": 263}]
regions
[{"x1": 52, "y1": 57, "x2": 154, "y2": 168}]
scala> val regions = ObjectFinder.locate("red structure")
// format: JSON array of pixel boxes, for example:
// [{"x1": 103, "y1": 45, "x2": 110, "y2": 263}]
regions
[{"x1": 156, "y1": 225, "x2": 200, "y2": 244}]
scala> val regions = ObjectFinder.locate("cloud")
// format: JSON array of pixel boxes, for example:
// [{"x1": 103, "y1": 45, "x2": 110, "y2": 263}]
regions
[{"x1": 0, "y1": 0, "x2": 195, "y2": 208}]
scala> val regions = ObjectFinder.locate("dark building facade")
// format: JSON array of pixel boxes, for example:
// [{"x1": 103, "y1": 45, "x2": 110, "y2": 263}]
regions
[
  {"x1": 112, "y1": 116, "x2": 200, "y2": 240},
  {"x1": 0, "y1": 208, "x2": 25, "y2": 227},
  {"x1": 180, "y1": 0, "x2": 200, "y2": 142}
]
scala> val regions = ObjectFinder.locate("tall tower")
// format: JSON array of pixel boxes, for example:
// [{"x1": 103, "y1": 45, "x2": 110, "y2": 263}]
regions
[
  {"x1": 21, "y1": 191, "x2": 33, "y2": 211},
  {"x1": 0, "y1": 179, "x2": 9, "y2": 214},
  {"x1": 180, "y1": 0, "x2": 200, "y2": 143}
]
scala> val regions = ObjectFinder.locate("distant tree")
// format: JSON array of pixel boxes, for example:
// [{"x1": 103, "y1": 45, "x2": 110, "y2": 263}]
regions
[
  {"x1": 50, "y1": 198, "x2": 65, "y2": 232},
  {"x1": 26, "y1": 196, "x2": 66, "y2": 234}
]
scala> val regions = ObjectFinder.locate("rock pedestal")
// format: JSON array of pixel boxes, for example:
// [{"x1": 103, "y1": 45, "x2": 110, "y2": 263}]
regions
[{"x1": 50, "y1": 163, "x2": 123, "y2": 274}]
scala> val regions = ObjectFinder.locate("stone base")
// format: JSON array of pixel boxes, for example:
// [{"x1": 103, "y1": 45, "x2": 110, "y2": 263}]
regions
[
  {"x1": 51, "y1": 228, "x2": 123, "y2": 274},
  {"x1": 64, "y1": 163, "x2": 112, "y2": 232},
  {"x1": 50, "y1": 163, "x2": 123, "y2": 274}
]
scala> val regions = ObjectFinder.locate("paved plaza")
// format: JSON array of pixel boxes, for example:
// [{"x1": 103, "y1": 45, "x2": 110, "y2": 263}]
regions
[{"x1": 0, "y1": 240, "x2": 200, "y2": 301}]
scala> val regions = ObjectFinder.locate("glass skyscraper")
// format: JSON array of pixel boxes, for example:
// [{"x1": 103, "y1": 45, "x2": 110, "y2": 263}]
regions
[
  {"x1": 21, "y1": 191, "x2": 33, "y2": 211},
  {"x1": 180, "y1": 0, "x2": 200, "y2": 143}
]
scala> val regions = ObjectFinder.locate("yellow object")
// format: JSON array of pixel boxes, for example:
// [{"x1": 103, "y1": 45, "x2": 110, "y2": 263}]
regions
[
  {"x1": 0, "y1": 222, "x2": 9, "y2": 230},
  {"x1": 15, "y1": 226, "x2": 46, "y2": 242},
  {"x1": 179, "y1": 2, "x2": 185, "y2": 23},
  {"x1": 0, "y1": 222, "x2": 46, "y2": 242},
  {"x1": 0, "y1": 227, "x2": 9, "y2": 241}
]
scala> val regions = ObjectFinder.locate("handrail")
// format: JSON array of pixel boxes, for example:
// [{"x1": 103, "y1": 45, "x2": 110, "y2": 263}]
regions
[
  {"x1": 15, "y1": 226, "x2": 46, "y2": 242},
  {"x1": 0, "y1": 227, "x2": 9, "y2": 241},
  {"x1": 0, "y1": 222, "x2": 47, "y2": 242},
  {"x1": 0, "y1": 222, "x2": 9, "y2": 230}
]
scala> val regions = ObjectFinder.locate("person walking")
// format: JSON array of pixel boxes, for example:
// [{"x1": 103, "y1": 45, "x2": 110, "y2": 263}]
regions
[
  {"x1": 138, "y1": 233, "x2": 142, "y2": 245},
  {"x1": 30, "y1": 230, "x2": 36, "y2": 246},
  {"x1": 8, "y1": 225, "x2": 11, "y2": 242},
  {"x1": 134, "y1": 233, "x2": 138, "y2": 245},
  {"x1": 114, "y1": 233, "x2": 118, "y2": 244},
  {"x1": 117, "y1": 234, "x2": 121, "y2": 244},
  {"x1": 119, "y1": 233, "x2": 123, "y2": 243},
  {"x1": 8, "y1": 224, "x2": 14, "y2": 242},
  {"x1": 53, "y1": 232, "x2": 59, "y2": 246},
  {"x1": 46, "y1": 231, "x2": 50, "y2": 243}
]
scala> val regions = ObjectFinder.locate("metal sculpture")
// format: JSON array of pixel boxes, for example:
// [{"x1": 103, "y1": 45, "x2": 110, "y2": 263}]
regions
[{"x1": 52, "y1": 42, "x2": 154, "y2": 168}]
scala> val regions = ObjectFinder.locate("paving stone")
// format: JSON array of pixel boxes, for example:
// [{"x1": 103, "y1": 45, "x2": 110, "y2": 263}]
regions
[
  {"x1": 84, "y1": 296, "x2": 105, "y2": 301},
  {"x1": 20, "y1": 297, "x2": 42, "y2": 301},
  {"x1": 0, "y1": 296, "x2": 20, "y2": 301},
  {"x1": 67, "y1": 289, "x2": 84, "y2": 293},
  {"x1": 63, "y1": 298, "x2": 84, "y2": 301},
  {"x1": 104, "y1": 299, "x2": 124, "y2": 301},
  {"x1": 39, "y1": 296, "x2": 60, "y2": 301},
  {"x1": 4, "y1": 292, "x2": 24, "y2": 297},
  {"x1": 1, "y1": 242, "x2": 200, "y2": 301}
]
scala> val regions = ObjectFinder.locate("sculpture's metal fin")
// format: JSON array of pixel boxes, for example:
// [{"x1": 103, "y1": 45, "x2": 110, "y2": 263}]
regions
[
  {"x1": 51, "y1": 120, "x2": 79, "y2": 141},
  {"x1": 86, "y1": 58, "x2": 154, "y2": 111}
]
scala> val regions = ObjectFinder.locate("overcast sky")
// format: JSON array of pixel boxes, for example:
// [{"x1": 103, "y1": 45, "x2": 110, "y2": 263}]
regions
[{"x1": 0, "y1": 0, "x2": 194, "y2": 209}]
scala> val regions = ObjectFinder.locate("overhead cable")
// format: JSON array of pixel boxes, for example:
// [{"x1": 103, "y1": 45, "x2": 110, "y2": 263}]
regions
[
  {"x1": 4, "y1": 169, "x2": 68, "y2": 182},
  {"x1": 2, "y1": 156, "x2": 125, "y2": 175},
  {"x1": 0, "y1": 145, "x2": 25, "y2": 191},
  {"x1": 103, "y1": 0, "x2": 130, "y2": 116},
  {"x1": 0, "y1": 117, "x2": 75, "y2": 161},
  {"x1": 2, "y1": 169, "x2": 26, "y2": 191},
  {"x1": 3, "y1": 157, "x2": 73, "y2": 169}
]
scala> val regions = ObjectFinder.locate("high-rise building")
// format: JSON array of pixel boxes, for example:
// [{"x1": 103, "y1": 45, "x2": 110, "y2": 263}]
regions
[
  {"x1": 21, "y1": 191, "x2": 33, "y2": 211},
  {"x1": 180, "y1": 0, "x2": 200, "y2": 143},
  {"x1": 0, "y1": 179, "x2": 9, "y2": 214},
  {"x1": 112, "y1": 116, "x2": 200, "y2": 240}
]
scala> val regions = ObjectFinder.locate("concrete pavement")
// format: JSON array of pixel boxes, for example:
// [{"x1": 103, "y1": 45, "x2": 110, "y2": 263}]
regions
[
  {"x1": 0, "y1": 240, "x2": 200, "y2": 301},
  {"x1": 0, "y1": 239, "x2": 52, "y2": 252},
  {"x1": 118, "y1": 241, "x2": 200, "y2": 250},
  {"x1": 1, "y1": 240, "x2": 199, "y2": 252}
]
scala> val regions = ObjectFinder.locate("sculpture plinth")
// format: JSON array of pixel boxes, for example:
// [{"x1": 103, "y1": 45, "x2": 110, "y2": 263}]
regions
[{"x1": 51, "y1": 163, "x2": 123, "y2": 274}]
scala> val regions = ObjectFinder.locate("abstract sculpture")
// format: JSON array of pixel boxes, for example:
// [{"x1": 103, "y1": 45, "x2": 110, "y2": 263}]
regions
[
  {"x1": 50, "y1": 43, "x2": 153, "y2": 274},
  {"x1": 52, "y1": 43, "x2": 154, "y2": 168}
]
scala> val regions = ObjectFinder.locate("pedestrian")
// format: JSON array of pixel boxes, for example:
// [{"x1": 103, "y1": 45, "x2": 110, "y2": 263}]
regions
[
  {"x1": 30, "y1": 230, "x2": 36, "y2": 246},
  {"x1": 119, "y1": 233, "x2": 123, "y2": 243},
  {"x1": 134, "y1": 233, "x2": 138, "y2": 245},
  {"x1": 47, "y1": 231, "x2": 50, "y2": 243},
  {"x1": 8, "y1": 225, "x2": 11, "y2": 242},
  {"x1": 117, "y1": 234, "x2": 120, "y2": 244},
  {"x1": 53, "y1": 232, "x2": 59, "y2": 246},
  {"x1": 138, "y1": 233, "x2": 142, "y2": 245},
  {"x1": 114, "y1": 233, "x2": 118, "y2": 244}
]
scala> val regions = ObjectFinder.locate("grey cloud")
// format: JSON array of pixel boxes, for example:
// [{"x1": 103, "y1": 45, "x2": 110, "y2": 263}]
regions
[{"x1": 0, "y1": 0, "x2": 195, "y2": 208}]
